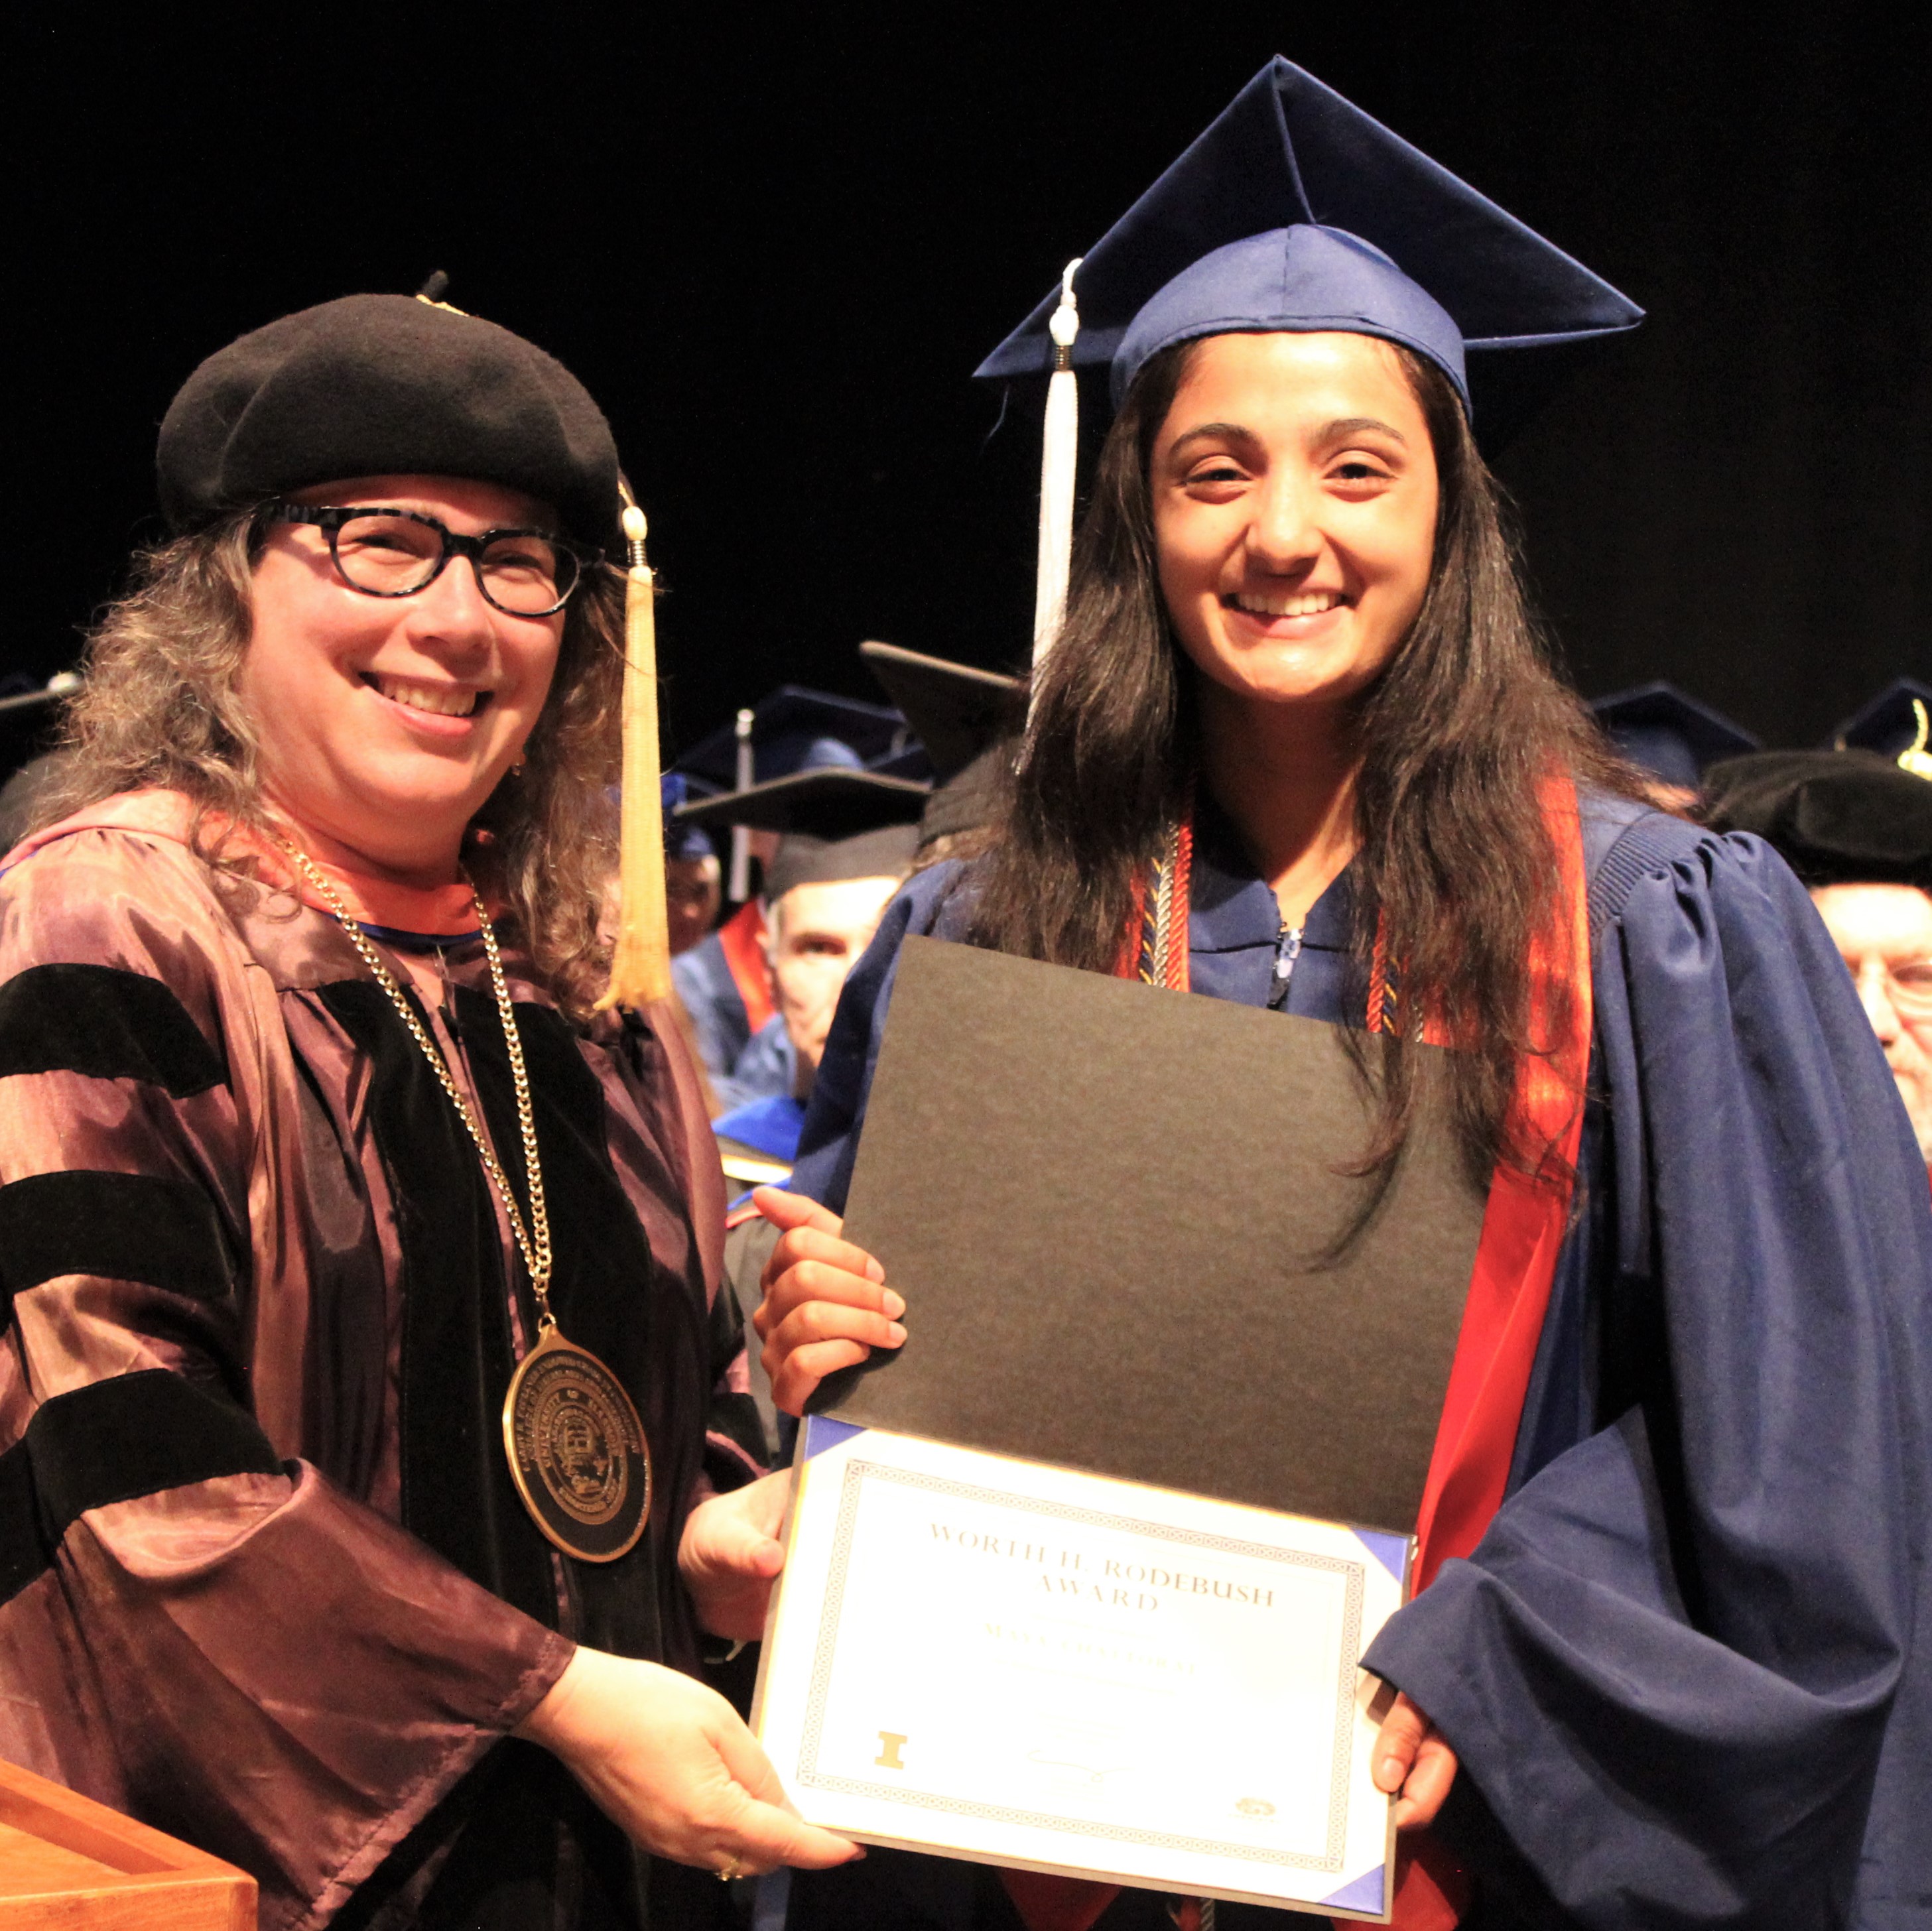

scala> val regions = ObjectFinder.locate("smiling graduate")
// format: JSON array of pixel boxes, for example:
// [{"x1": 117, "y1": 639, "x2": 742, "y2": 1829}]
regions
[
  {"x1": 0, "y1": 291, "x2": 859, "y2": 1928},
  {"x1": 752, "y1": 59, "x2": 1932, "y2": 1931}
]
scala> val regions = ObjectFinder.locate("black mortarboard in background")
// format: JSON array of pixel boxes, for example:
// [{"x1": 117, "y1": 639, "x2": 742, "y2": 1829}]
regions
[
  {"x1": 858, "y1": 643, "x2": 1025, "y2": 783},
  {"x1": 1591, "y1": 682, "x2": 1760, "y2": 790},
  {"x1": 676, "y1": 765, "x2": 927, "y2": 901},
  {"x1": 157, "y1": 292, "x2": 621, "y2": 548},
  {"x1": 1701, "y1": 749, "x2": 1932, "y2": 891},
  {"x1": 671, "y1": 686, "x2": 909, "y2": 792},
  {"x1": 975, "y1": 56, "x2": 1643, "y2": 444},
  {"x1": 859, "y1": 641, "x2": 1023, "y2": 849},
  {"x1": 1831, "y1": 679, "x2": 1932, "y2": 763},
  {"x1": 675, "y1": 767, "x2": 929, "y2": 840}
]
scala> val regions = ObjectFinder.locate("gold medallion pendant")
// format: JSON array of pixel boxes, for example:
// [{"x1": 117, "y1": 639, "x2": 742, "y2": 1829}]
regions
[{"x1": 503, "y1": 1326, "x2": 652, "y2": 1563}]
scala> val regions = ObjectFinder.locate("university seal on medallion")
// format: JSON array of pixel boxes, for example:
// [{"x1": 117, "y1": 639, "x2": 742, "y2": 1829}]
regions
[{"x1": 503, "y1": 1327, "x2": 651, "y2": 1562}]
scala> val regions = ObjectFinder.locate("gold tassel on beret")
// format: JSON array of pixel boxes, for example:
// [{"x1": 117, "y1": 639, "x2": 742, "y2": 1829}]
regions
[{"x1": 595, "y1": 494, "x2": 673, "y2": 1011}]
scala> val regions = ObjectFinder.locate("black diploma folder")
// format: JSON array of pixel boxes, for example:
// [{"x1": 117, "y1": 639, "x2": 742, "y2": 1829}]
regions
[{"x1": 824, "y1": 936, "x2": 1488, "y2": 1535}]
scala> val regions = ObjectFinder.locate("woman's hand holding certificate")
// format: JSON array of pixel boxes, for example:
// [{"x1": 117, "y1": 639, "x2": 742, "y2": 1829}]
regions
[{"x1": 517, "y1": 1649, "x2": 857, "y2": 1877}]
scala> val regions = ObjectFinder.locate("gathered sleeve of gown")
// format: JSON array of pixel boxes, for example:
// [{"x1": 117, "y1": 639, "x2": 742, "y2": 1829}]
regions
[
  {"x1": 791, "y1": 863, "x2": 963, "y2": 1215},
  {"x1": 0, "y1": 829, "x2": 570, "y2": 1931},
  {"x1": 1362, "y1": 824, "x2": 1932, "y2": 1929}
]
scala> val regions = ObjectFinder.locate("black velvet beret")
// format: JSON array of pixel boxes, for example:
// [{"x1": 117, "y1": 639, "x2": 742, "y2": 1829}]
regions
[
  {"x1": 157, "y1": 294, "x2": 621, "y2": 548},
  {"x1": 1701, "y1": 749, "x2": 1932, "y2": 890}
]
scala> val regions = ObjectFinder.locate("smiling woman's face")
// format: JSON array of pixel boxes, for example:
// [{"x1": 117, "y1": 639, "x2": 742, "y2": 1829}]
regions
[
  {"x1": 1150, "y1": 332, "x2": 1439, "y2": 721},
  {"x1": 239, "y1": 473, "x2": 566, "y2": 883}
]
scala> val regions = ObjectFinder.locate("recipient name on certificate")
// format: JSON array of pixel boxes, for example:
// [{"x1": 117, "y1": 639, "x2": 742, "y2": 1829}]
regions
[{"x1": 753, "y1": 1418, "x2": 1409, "y2": 1920}]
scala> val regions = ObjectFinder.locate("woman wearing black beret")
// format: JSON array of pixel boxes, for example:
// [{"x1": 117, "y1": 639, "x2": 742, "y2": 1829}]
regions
[{"x1": 0, "y1": 292, "x2": 854, "y2": 1928}]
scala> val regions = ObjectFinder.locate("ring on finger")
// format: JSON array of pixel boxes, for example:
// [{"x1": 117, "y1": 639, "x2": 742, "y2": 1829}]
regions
[{"x1": 717, "y1": 1855, "x2": 742, "y2": 1884}]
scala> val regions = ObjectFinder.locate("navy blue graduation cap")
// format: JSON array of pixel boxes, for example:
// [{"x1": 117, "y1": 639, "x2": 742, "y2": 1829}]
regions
[
  {"x1": 1590, "y1": 682, "x2": 1759, "y2": 790},
  {"x1": 658, "y1": 773, "x2": 715, "y2": 863},
  {"x1": 1831, "y1": 678, "x2": 1932, "y2": 767},
  {"x1": 976, "y1": 56, "x2": 1643, "y2": 438},
  {"x1": 671, "y1": 686, "x2": 909, "y2": 792}
]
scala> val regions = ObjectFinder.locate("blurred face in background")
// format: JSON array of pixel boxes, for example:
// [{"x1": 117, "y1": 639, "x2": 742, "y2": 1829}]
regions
[
  {"x1": 1811, "y1": 881, "x2": 1932, "y2": 1163},
  {"x1": 767, "y1": 875, "x2": 902, "y2": 1095},
  {"x1": 665, "y1": 854, "x2": 722, "y2": 956}
]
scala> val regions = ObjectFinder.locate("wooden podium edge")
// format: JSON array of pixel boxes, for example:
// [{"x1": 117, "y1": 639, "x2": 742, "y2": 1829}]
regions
[{"x1": 0, "y1": 1759, "x2": 255, "y2": 1929}]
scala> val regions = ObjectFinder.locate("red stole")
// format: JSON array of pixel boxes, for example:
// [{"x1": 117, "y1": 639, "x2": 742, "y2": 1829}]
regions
[
  {"x1": 717, "y1": 897, "x2": 777, "y2": 1034},
  {"x1": 1001, "y1": 781, "x2": 1592, "y2": 1931}
]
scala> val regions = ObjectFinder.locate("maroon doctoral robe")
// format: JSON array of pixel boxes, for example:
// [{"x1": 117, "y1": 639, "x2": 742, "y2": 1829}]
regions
[{"x1": 0, "y1": 792, "x2": 762, "y2": 1930}]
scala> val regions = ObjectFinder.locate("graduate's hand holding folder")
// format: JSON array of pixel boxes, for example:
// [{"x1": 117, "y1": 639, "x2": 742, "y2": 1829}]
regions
[{"x1": 752, "y1": 938, "x2": 1488, "y2": 1919}]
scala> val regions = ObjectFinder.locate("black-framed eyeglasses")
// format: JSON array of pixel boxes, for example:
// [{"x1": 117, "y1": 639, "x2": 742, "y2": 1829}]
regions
[{"x1": 263, "y1": 503, "x2": 600, "y2": 617}]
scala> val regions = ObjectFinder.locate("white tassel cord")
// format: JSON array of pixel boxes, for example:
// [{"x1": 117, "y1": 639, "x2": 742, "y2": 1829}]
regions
[
  {"x1": 727, "y1": 707, "x2": 755, "y2": 902},
  {"x1": 1031, "y1": 257, "x2": 1083, "y2": 674}
]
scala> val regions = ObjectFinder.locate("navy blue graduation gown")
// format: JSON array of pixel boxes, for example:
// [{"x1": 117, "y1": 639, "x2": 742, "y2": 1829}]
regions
[
  {"x1": 787, "y1": 795, "x2": 1932, "y2": 1930},
  {"x1": 671, "y1": 929, "x2": 753, "y2": 1081}
]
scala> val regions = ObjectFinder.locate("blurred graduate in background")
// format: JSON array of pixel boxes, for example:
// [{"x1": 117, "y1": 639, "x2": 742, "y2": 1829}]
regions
[
  {"x1": 669, "y1": 688, "x2": 911, "y2": 1088},
  {"x1": 1703, "y1": 695, "x2": 1932, "y2": 1174},
  {"x1": 678, "y1": 763, "x2": 925, "y2": 1165}
]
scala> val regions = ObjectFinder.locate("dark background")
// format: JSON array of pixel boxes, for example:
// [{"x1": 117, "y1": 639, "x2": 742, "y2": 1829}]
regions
[{"x1": 8, "y1": 3, "x2": 1928, "y2": 761}]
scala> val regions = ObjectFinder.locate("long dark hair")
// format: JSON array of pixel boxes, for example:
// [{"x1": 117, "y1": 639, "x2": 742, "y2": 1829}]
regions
[{"x1": 968, "y1": 338, "x2": 1645, "y2": 1187}]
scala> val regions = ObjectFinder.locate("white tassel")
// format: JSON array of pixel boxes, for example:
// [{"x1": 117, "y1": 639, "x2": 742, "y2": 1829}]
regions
[
  {"x1": 728, "y1": 706, "x2": 755, "y2": 901},
  {"x1": 1031, "y1": 258, "x2": 1083, "y2": 672}
]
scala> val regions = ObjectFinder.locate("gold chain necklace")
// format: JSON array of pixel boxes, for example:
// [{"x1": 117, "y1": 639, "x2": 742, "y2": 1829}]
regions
[{"x1": 277, "y1": 837, "x2": 651, "y2": 1562}]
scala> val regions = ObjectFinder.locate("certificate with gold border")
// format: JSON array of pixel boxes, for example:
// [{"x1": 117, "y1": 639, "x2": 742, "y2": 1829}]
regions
[{"x1": 753, "y1": 1417, "x2": 1408, "y2": 1920}]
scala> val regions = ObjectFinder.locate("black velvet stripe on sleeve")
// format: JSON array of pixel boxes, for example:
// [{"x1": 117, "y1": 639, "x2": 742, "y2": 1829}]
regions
[
  {"x1": 0, "y1": 1170, "x2": 239, "y2": 1320},
  {"x1": 0, "y1": 964, "x2": 228, "y2": 1096},
  {"x1": 0, "y1": 1369, "x2": 282, "y2": 1606},
  {"x1": 0, "y1": 1439, "x2": 42, "y2": 1603}
]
